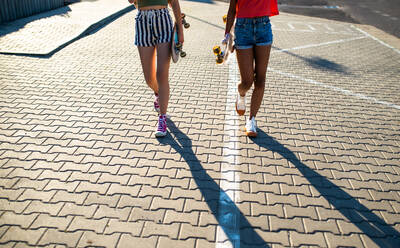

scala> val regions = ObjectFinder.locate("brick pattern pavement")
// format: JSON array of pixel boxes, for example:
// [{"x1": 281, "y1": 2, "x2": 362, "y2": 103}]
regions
[
  {"x1": 0, "y1": 0, "x2": 400, "y2": 247},
  {"x1": 0, "y1": 0, "x2": 133, "y2": 55}
]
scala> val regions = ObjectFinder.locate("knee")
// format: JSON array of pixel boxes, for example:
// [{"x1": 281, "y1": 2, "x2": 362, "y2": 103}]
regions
[
  {"x1": 240, "y1": 76, "x2": 254, "y2": 90},
  {"x1": 156, "y1": 70, "x2": 168, "y2": 84},
  {"x1": 144, "y1": 74, "x2": 154, "y2": 84}
]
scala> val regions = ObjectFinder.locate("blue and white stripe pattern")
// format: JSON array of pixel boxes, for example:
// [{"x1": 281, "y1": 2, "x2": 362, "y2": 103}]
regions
[{"x1": 135, "y1": 8, "x2": 174, "y2": 47}]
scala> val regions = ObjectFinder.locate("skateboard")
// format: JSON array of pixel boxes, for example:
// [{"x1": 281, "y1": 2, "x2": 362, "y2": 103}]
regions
[
  {"x1": 213, "y1": 15, "x2": 234, "y2": 65},
  {"x1": 171, "y1": 13, "x2": 190, "y2": 63}
]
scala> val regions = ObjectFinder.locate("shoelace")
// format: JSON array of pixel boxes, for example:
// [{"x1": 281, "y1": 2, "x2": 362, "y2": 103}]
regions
[{"x1": 157, "y1": 116, "x2": 166, "y2": 131}]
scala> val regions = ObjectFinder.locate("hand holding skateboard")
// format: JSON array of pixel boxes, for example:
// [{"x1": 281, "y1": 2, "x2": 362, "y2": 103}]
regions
[
  {"x1": 171, "y1": 13, "x2": 190, "y2": 63},
  {"x1": 213, "y1": 15, "x2": 234, "y2": 65}
]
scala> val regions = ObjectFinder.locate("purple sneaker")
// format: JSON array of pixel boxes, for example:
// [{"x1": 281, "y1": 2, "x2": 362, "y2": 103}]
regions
[{"x1": 155, "y1": 114, "x2": 167, "y2": 137}]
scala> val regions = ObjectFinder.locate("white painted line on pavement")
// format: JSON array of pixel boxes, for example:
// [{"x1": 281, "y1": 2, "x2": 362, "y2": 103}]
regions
[
  {"x1": 307, "y1": 24, "x2": 316, "y2": 31},
  {"x1": 323, "y1": 24, "x2": 335, "y2": 31},
  {"x1": 351, "y1": 25, "x2": 400, "y2": 55},
  {"x1": 272, "y1": 36, "x2": 366, "y2": 53},
  {"x1": 270, "y1": 68, "x2": 400, "y2": 110},
  {"x1": 275, "y1": 20, "x2": 352, "y2": 26},
  {"x1": 273, "y1": 28, "x2": 357, "y2": 35},
  {"x1": 216, "y1": 54, "x2": 241, "y2": 248}
]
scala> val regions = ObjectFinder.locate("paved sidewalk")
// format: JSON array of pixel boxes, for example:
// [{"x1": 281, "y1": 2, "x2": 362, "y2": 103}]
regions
[
  {"x1": 0, "y1": 0, "x2": 134, "y2": 56},
  {"x1": 0, "y1": 0, "x2": 400, "y2": 247}
]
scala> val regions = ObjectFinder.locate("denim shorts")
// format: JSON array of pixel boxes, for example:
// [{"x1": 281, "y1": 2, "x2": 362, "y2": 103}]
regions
[{"x1": 234, "y1": 16, "x2": 273, "y2": 49}]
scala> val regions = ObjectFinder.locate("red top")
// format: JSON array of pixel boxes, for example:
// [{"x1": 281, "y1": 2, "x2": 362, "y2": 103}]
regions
[{"x1": 236, "y1": 0, "x2": 279, "y2": 18}]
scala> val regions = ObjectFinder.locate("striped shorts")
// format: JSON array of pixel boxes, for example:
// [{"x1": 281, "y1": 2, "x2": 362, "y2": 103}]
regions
[{"x1": 134, "y1": 8, "x2": 174, "y2": 47}]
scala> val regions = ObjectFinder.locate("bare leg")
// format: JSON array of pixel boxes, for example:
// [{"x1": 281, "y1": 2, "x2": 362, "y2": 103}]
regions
[
  {"x1": 156, "y1": 42, "x2": 171, "y2": 115},
  {"x1": 138, "y1": 46, "x2": 158, "y2": 94},
  {"x1": 250, "y1": 45, "x2": 271, "y2": 118},
  {"x1": 236, "y1": 48, "x2": 255, "y2": 97}
]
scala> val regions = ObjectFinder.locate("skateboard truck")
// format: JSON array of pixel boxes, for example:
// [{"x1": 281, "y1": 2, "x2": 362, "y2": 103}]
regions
[
  {"x1": 212, "y1": 14, "x2": 234, "y2": 64},
  {"x1": 171, "y1": 13, "x2": 190, "y2": 62},
  {"x1": 176, "y1": 43, "x2": 186, "y2": 58},
  {"x1": 223, "y1": 14, "x2": 227, "y2": 24},
  {"x1": 182, "y1": 13, "x2": 190, "y2": 29},
  {"x1": 179, "y1": 13, "x2": 189, "y2": 57}
]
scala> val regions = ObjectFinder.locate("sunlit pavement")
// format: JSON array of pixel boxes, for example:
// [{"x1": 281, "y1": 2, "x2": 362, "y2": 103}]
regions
[{"x1": 0, "y1": 0, "x2": 399, "y2": 247}]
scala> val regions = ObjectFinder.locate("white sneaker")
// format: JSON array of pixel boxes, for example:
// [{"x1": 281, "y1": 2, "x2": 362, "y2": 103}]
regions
[
  {"x1": 245, "y1": 117, "x2": 257, "y2": 137},
  {"x1": 235, "y1": 92, "x2": 245, "y2": 116}
]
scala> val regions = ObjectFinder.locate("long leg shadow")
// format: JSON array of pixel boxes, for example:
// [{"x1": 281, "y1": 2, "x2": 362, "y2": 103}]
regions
[
  {"x1": 158, "y1": 119, "x2": 269, "y2": 247},
  {"x1": 250, "y1": 129, "x2": 400, "y2": 247}
]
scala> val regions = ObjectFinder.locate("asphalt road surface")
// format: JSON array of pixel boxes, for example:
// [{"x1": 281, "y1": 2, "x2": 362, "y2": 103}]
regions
[{"x1": 278, "y1": 0, "x2": 400, "y2": 38}]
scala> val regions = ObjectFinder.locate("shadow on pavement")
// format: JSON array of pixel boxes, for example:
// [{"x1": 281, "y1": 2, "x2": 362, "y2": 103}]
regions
[
  {"x1": 277, "y1": 0, "x2": 358, "y2": 24},
  {"x1": 250, "y1": 129, "x2": 400, "y2": 247},
  {"x1": 185, "y1": 14, "x2": 350, "y2": 74},
  {"x1": 0, "y1": 5, "x2": 135, "y2": 58},
  {"x1": 0, "y1": 7, "x2": 71, "y2": 38},
  {"x1": 305, "y1": 56, "x2": 350, "y2": 74},
  {"x1": 158, "y1": 119, "x2": 269, "y2": 247},
  {"x1": 185, "y1": 14, "x2": 225, "y2": 31},
  {"x1": 273, "y1": 46, "x2": 351, "y2": 74},
  {"x1": 278, "y1": 6, "x2": 358, "y2": 24}
]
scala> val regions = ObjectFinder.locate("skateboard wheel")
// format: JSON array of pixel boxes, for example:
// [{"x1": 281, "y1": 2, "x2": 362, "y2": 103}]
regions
[
  {"x1": 181, "y1": 13, "x2": 186, "y2": 18},
  {"x1": 184, "y1": 23, "x2": 190, "y2": 29},
  {"x1": 213, "y1": 45, "x2": 221, "y2": 55},
  {"x1": 180, "y1": 51, "x2": 186, "y2": 57},
  {"x1": 223, "y1": 15, "x2": 227, "y2": 23},
  {"x1": 216, "y1": 57, "x2": 223, "y2": 64},
  {"x1": 176, "y1": 43, "x2": 182, "y2": 49}
]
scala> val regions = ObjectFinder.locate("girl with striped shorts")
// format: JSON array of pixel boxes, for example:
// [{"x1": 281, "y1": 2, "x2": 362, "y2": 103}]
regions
[{"x1": 129, "y1": 0, "x2": 184, "y2": 137}]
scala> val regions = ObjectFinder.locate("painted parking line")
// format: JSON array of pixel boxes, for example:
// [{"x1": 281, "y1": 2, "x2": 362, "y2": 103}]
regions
[
  {"x1": 306, "y1": 24, "x2": 316, "y2": 31},
  {"x1": 351, "y1": 25, "x2": 400, "y2": 55},
  {"x1": 216, "y1": 55, "x2": 241, "y2": 248},
  {"x1": 272, "y1": 36, "x2": 366, "y2": 53},
  {"x1": 273, "y1": 20, "x2": 360, "y2": 34},
  {"x1": 269, "y1": 68, "x2": 400, "y2": 110}
]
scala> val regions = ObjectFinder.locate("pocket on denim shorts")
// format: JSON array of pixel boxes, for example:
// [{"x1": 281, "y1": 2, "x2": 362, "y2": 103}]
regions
[
  {"x1": 255, "y1": 20, "x2": 273, "y2": 46},
  {"x1": 234, "y1": 20, "x2": 253, "y2": 49}
]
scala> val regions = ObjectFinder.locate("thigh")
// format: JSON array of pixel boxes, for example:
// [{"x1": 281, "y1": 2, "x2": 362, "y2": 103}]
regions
[
  {"x1": 236, "y1": 48, "x2": 255, "y2": 84},
  {"x1": 138, "y1": 46, "x2": 157, "y2": 80},
  {"x1": 254, "y1": 45, "x2": 271, "y2": 82}
]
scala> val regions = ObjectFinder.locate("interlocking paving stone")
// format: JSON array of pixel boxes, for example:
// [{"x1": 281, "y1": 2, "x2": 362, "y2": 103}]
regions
[
  {"x1": 37, "y1": 229, "x2": 83, "y2": 247},
  {"x1": 0, "y1": 0, "x2": 134, "y2": 55},
  {"x1": 0, "y1": 0, "x2": 399, "y2": 247}
]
